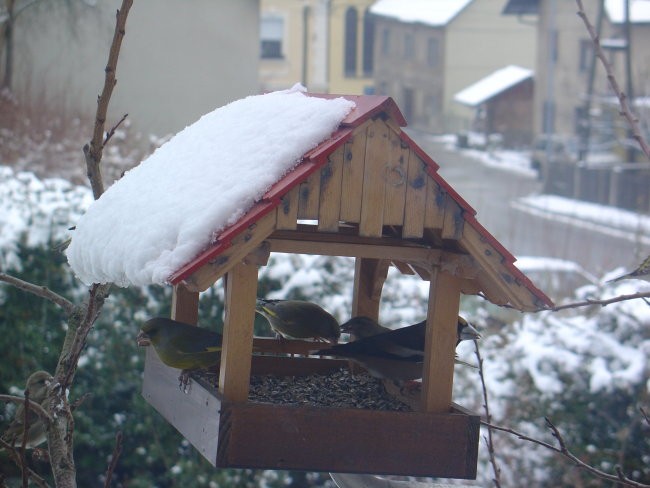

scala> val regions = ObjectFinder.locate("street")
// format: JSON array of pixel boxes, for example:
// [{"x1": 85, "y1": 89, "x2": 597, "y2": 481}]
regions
[{"x1": 408, "y1": 131, "x2": 650, "y2": 277}]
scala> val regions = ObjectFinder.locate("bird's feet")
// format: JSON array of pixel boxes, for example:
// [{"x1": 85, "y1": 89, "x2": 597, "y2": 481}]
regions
[{"x1": 178, "y1": 371, "x2": 192, "y2": 393}]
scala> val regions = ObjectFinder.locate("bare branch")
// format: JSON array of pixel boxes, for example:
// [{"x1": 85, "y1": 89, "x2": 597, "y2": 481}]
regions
[
  {"x1": 84, "y1": 0, "x2": 133, "y2": 200},
  {"x1": 483, "y1": 419, "x2": 650, "y2": 487},
  {"x1": 474, "y1": 340, "x2": 502, "y2": 487},
  {"x1": 0, "y1": 395, "x2": 53, "y2": 423},
  {"x1": 103, "y1": 431, "x2": 123, "y2": 488},
  {"x1": 575, "y1": 0, "x2": 650, "y2": 160},
  {"x1": 0, "y1": 272, "x2": 76, "y2": 316},
  {"x1": 103, "y1": 112, "x2": 128, "y2": 148},
  {"x1": 548, "y1": 291, "x2": 650, "y2": 312}
]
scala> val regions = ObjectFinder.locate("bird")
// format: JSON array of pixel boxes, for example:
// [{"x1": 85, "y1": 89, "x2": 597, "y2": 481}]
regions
[
  {"x1": 607, "y1": 254, "x2": 650, "y2": 283},
  {"x1": 255, "y1": 299, "x2": 340, "y2": 343},
  {"x1": 137, "y1": 318, "x2": 223, "y2": 386},
  {"x1": 314, "y1": 316, "x2": 479, "y2": 382},
  {"x1": 2, "y1": 371, "x2": 53, "y2": 450}
]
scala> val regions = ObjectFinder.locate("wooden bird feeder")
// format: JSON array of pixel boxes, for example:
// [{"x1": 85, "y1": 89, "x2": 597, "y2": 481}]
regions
[{"x1": 141, "y1": 93, "x2": 553, "y2": 479}]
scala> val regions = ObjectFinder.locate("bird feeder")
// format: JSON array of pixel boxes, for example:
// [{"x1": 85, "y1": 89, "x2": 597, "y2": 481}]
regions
[{"x1": 141, "y1": 93, "x2": 553, "y2": 478}]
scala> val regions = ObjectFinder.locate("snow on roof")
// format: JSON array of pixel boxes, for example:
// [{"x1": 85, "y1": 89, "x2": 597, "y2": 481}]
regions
[
  {"x1": 66, "y1": 85, "x2": 355, "y2": 287},
  {"x1": 454, "y1": 65, "x2": 533, "y2": 107},
  {"x1": 605, "y1": 0, "x2": 650, "y2": 23},
  {"x1": 370, "y1": 0, "x2": 473, "y2": 27}
]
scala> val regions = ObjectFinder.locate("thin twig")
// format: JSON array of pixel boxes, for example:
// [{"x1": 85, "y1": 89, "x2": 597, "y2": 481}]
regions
[
  {"x1": 103, "y1": 431, "x2": 123, "y2": 488},
  {"x1": 0, "y1": 272, "x2": 75, "y2": 316},
  {"x1": 103, "y1": 113, "x2": 128, "y2": 148},
  {"x1": 483, "y1": 418, "x2": 650, "y2": 488},
  {"x1": 83, "y1": 0, "x2": 133, "y2": 200},
  {"x1": 0, "y1": 395, "x2": 53, "y2": 423},
  {"x1": 575, "y1": 0, "x2": 650, "y2": 160},
  {"x1": 641, "y1": 407, "x2": 650, "y2": 426},
  {"x1": 474, "y1": 340, "x2": 502, "y2": 487},
  {"x1": 549, "y1": 291, "x2": 650, "y2": 312},
  {"x1": 20, "y1": 390, "x2": 30, "y2": 488}
]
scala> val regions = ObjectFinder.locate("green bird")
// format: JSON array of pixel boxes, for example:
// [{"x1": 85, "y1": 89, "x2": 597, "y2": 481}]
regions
[
  {"x1": 608, "y1": 254, "x2": 650, "y2": 283},
  {"x1": 315, "y1": 316, "x2": 479, "y2": 382},
  {"x1": 2, "y1": 371, "x2": 53, "y2": 450},
  {"x1": 255, "y1": 299, "x2": 341, "y2": 343},
  {"x1": 137, "y1": 318, "x2": 223, "y2": 372}
]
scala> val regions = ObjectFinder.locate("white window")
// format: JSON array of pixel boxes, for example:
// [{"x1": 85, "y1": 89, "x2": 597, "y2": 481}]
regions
[{"x1": 260, "y1": 15, "x2": 284, "y2": 59}]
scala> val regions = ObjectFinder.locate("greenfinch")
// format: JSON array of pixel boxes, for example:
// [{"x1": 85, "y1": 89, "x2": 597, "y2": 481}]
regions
[
  {"x1": 255, "y1": 299, "x2": 340, "y2": 343},
  {"x1": 137, "y1": 318, "x2": 222, "y2": 372},
  {"x1": 314, "y1": 316, "x2": 479, "y2": 381},
  {"x1": 2, "y1": 371, "x2": 53, "y2": 450},
  {"x1": 608, "y1": 254, "x2": 650, "y2": 282}
]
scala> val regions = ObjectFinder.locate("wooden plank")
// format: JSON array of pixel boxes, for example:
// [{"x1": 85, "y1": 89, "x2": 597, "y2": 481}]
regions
[
  {"x1": 424, "y1": 176, "x2": 446, "y2": 230},
  {"x1": 219, "y1": 262, "x2": 258, "y2": 403},
  {"x1": 171, "y1": 284, "x2": 199, "y2": 324},
  {"x1": 218, "y1": 401, "x2": 479, "y2": 478},
  {"x1": 276, "y1": 186, "x2": 300, "y2": 230},
  {"x1": 142, "y1": 349, "x2": 221, "y2": 466},
  {"x1": 402, "y1": 152, "x2": 427, "y2": 238},
  {"x1": 441, "y1": 194, "x2": 464, "y2": 240},
  {"x1": 359, "y1": 120, "x2": 390, "y2": 237},
  {"x1": 183, "y1": 211, "x2": 277, "y2": 292},
  {"x1": 318, "y1": 146, "x2": 344, "y2": 232},
  {"x1": 340, "y1": 125, "x2": 368, "y2": 223},
  {"x1": 352, "y1": 257, "x2": 389, "y2": 319},
  {"x1": 382, "y1": 128, "x2": 409, "y2": 225},
  {"x1": 420, "y1": 268, "x2": 461, "y2": 413},
  {"x1": 252, "y1": 337, "x2": 331, "y2": 356},
  {"x1": 297, "y1": 171, "x2": 321, "y2": 220}
]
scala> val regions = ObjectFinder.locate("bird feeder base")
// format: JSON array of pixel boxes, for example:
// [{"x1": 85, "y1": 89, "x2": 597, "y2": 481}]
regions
[{"x1": 142, "y1": 349, "x2": 480, "y2": 478}]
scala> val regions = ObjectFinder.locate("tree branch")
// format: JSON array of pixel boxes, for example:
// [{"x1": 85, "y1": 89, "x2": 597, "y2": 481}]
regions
[
  {"x1": 575, "y1": 0, "x2": 650, "y2": 160},
  {"x1": 103, "y1": 431, "x2": 123, "y2": 488},
  {"x1": 0, "y1": 272, "x2": 76, "y2": 316},
  {"x1": 483, "y1": 418, "x2": 650, "y2": 488},
  {"x1": 83, "y1": 0, "x2": 133, "y2": 200},
  {"x1": 0, "y1": 395, "x2": 53, "y2": 423},
  {"x1": 547, "y1": 291, "x2": 650, "y2": 312}
]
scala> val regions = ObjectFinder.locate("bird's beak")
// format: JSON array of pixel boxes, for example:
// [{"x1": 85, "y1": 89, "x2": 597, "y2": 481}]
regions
[
  {"x1": 460, "y1": 322, "x2": 481, "y2": 342},
  {"x1": 136, "y1": 331, "x2": 151, "y2": 347}
]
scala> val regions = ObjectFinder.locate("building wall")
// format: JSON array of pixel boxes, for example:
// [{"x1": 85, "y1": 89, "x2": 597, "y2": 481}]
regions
[
  {"x1": 328, "y1": 0, "x2": 375, "y2": 94},
  {"x1": 488, "y1": 79, "x2": 534, "y2": 146},
  {"x1": 10, "y1": 0, "x2": 259, "y2": 136},
  {"x1": 445, "y1": 0, "x2": 536, "y2": 133},
  {"x1": 373, "y1": 18, "x2": 446, "y2": 131},
  {"x1": 259, "y1": 0, "x2": 329, "y2": 93}
]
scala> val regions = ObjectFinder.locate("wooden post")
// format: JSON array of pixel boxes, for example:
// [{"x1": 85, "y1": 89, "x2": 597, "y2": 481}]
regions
[
  {"x1": 420, "y1": 268, "x2": 461, "y2": 413},
  {"x1": 351, "y1": 257, "x2": 389, "y2": 320},
  {"x1": 219, "y1": 262, "x2": 258, "y2": 403},
  {"x1": 171, "y1": 284, "x2": 199, "y2": 324}
]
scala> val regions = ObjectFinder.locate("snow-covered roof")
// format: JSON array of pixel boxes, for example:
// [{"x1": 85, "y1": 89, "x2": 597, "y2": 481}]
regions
[
  {"x1": 454, "y1": 65, "x2": 533, "y2": 107},
  {"x1": 66, "y1": 85, "x2": 355, "y2": 286},
  {"x1": 370, "y1": 0, "x2": 473, "y2": 27},
  {"x1": 605, "y1": 0, "x2": 650, "y2": 23}
]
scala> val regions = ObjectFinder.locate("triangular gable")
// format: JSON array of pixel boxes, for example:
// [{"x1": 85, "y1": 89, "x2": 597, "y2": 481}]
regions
[{"x1": 169, "y1": 93, "x2": 552, "y2": 312}]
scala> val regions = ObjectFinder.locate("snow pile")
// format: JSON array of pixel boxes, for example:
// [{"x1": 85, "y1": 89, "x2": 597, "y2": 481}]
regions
[
  {"x1": 0, "y1": 166, "x2": 92, "y2": 270},
  {"x1": 370, "y1": 0, "x2": 473, "y2": 26},
  {"x1": 66, "y1": 86, "x2": 355, "y2": 287},
  {"x1": 454, "y1": 65, "x2": 533, "y2": 107}
]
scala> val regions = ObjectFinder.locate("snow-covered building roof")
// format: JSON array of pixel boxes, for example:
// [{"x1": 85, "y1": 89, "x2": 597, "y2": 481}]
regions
[
  {"x1": 66, "y1": 86, "x2": 552, "y2": 311},
  {"x1": 454, "y1": 65, "x2": 533, "y2": 107},
  {"x1": 369, "y1": 0, "x2": 473, "y2": 27}
]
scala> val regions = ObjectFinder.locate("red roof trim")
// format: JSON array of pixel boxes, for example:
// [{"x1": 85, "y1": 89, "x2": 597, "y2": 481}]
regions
[
  {"x1": 169, "y1": 200, "x2": 279, "y2": 284},
  {"x1": 307, "y1": 93, "x2": 408, "y2": 127}
]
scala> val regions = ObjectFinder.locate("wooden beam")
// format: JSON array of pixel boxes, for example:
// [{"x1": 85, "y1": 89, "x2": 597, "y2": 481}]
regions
[
  {"x1": 420, "y1": 268, "x2": 461, "y2": 413},
  {"x1": 298, "y1": 171, "x2": 321, "y2": 220},
  {"x1": 340, "y1": 123, "x2": 368, "y2": 223},
  {"x1": 383, "y1": 129, "x2": 408, "y2": 225},
  {"x1": 352, "y1": 257, "x2": 389, "y2": 319},
  {"x1": 171, "y1": 284, "x2": 199, "y2": 325},
  {"x1": 183, "y1": 211, "x2": 276, "y2": 292},
  {"x1": 219, "y1": 262, "x2": 258, "y2": 403},
  {"x1": 318, "y1": 147, "x2": 344, "y2": 232},
  {"x1": 403, "y1": 153, "x2": 427, "y2": 238},
  {"x1": 359, "y1": 121, "x2": 389, "y2": 237},
  {"x1": 276, "y1": 186, "x2": 300, "y2": 230}
]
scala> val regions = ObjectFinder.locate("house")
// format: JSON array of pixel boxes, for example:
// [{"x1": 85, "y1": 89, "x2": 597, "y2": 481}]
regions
[
  {"x1": 67, "y1": 89, "x2": 552, "y2": 477},
  {"x1": 5, "y1": 0, "x2": 259, "y2": 136},
  {"x1": 371, "y1": 0, "x2": 536, "y2": 134},
  {"x1": 259, "y1": 0, "x2": 375, "y2": 95},
  {"x1": 505, "y1": 0, "x2": 650, "y2": 141},
  {"x1": 454, "y1": 65, "x2": 534, "y2": 147}
]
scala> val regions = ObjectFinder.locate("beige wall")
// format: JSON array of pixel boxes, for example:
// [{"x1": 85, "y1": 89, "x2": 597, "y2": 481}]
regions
[
  {"x1": 328, "y1": 0, "x2": 375, "y2": 94},
  {"x1": 11, "y1": 0, "x2": 259, "y2": 136},
  {"x1": 445, "y1": 0, "x2": 536, "y2": 132}
]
